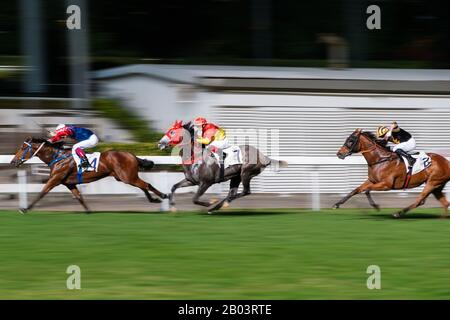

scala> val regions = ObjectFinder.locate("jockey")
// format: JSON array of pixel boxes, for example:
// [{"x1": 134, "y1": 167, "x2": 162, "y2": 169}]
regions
[
  {"x1": 193, "y1": 117, "x2": 229, "y2": 160},
  {"x1": 376, "y1": 121, "x2": 416, "y2": 167},
  {"x1": 49, "y1": 124, "x2": 99, "y2": 169}
]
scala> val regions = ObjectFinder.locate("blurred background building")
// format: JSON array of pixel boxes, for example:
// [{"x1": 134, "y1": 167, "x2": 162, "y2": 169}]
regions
[{"x1": 0, "y1": 0, "x2": 449, "y2": 206}]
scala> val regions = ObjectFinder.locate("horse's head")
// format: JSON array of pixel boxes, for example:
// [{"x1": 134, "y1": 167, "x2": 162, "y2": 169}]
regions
[
  {"x1": 10, "y1": 137, "x2": 46, "y2": 167},
  {"x1": 336, "y1": 128, "x2": 363, "y2": 159},
  {"x1": 158, "y1": 120, "x2": 192, "y2": 150}
]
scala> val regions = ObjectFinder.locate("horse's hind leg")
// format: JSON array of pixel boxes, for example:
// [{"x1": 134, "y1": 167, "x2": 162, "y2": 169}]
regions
[
  {"x1": 125, "y1": 178, "x2": 164, "y2": 203},
  {"x1": 66, "y1": 184, "x2": 91, "y2": 213},
  {"x1": 113, "y1": 166, "x2": 167, "y2": 200},
  {"x1": 365, "y1": 191, "x2": 380, "y2": 211},
  {"x1": 432, "y1": 184, "x2": 449, "y2": 218},
  {"x1": 393, "y1": 184, "x2": 436, "y2": 218}
]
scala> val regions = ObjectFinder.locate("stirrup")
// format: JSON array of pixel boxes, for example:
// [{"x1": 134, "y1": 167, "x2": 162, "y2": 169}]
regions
[{"x1": 80, "y1": 159, "x2": 90, "y2": 169}]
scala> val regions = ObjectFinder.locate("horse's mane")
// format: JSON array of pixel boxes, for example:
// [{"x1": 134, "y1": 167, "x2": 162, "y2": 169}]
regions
[
  {"x1": 29, "y1": 137, "x2": 65, "y2": 149},
  {"x1": 361, "y1": 131, "x2": 391, "y2": 152},
  {"x1": 182, "y1": 122, "x2": 195, "y2": 141}
]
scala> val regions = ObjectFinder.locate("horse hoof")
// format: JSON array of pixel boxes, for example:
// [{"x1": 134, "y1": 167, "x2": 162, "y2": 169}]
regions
[
  {"x1": 151, "y1": 198, "x2": 162, "y2": 203},
  {"x1": 209, "y1": 198, "x2": 219, "y2": 205},
  {"x1": 170, "y1": 206, "x2": 177, "y2": 213},
  {"x1": 374, "y1": 205, "x2": 381, "y2": 212},
  {"x1": 207, "y1": 210, "x2": 214, "y2": 215},
  {"x1": 392, "y1": 212, "x2": 402, "y2": 219},
  {"x1": 332, "y1": 204, "x2": 340, "y2": 210},
  {"x1": 18, "y1": 208, "x2": 27, "y2": 214},
  {"x1": 222, "y1": 201, "x2": 230, "y2": 208},
  {"x1": 162, "y1": 194, "x2": 169, "y2": 199}
]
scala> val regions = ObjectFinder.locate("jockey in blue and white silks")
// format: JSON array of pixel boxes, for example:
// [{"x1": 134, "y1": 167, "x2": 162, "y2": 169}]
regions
[{"x1": 50, "y1": 124, "x2": 99, "y2": 169}]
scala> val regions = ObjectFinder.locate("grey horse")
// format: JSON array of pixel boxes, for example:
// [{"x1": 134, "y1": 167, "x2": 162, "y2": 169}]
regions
[{"x1": 158, "y1": 120, "x2": 288, "y2": 213}]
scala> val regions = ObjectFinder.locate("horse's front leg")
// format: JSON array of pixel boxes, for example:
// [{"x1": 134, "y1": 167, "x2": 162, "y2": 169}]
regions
[
  {"x1": 192, "y1": 182, "x2": 212, "y2": 207},
  {"x1": 169, "y1": 178, "x2": 195, "y2": 206},
  {"x1": 365, "y1": 191, "x2": 380, "y2": 211},
  {"x1": 333, "y1": 180, "x2": 374, "y2": 209},
  {"x1": 333, "y1": 180, "x2": 390, "y2": 209},
  {"x1": 20, "y1": 176, "x2": 61, "y2": 214},
  {"x1": 66, "y1": 184, "x2": 91, "y2": 213}
]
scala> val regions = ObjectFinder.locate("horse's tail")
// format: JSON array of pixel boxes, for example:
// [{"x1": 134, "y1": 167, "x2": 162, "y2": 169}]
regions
[
  {"x1": 267, "y1": 158, "x2": 288, "y2": 168},
  {"x1": 136, "y1": 157, "x2": 155, "y2": 171}
]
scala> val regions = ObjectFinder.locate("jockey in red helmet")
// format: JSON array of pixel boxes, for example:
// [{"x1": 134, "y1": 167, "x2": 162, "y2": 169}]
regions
[
  {"x1": 193, "y1": 117, "x2": 229, "y2": 159},
  {"x1": 49, "y1": 124, "x2": 99, "y2": 169}
]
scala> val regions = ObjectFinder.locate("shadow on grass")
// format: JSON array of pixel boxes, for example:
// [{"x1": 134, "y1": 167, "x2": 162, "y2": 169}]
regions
[
  {"x1": 358, "y1": 212, "x2": 444, "y2": 220},
  {"x1": 86, "y1": 210, "x2": 166, "y2": 215},
  {"x1": 204, "y1": 209, "x2": 303, "y2": 217}
]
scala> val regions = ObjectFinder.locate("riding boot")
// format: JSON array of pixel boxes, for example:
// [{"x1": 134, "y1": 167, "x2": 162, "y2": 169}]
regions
[
  {"x1": 395, "y1": 149, "x2": 416, "y2": 168},
  {"x1": 80, "y1": 155, "x2": 91, "y2": 169}
]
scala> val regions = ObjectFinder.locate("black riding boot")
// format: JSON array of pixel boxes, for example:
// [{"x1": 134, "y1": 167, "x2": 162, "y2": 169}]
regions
[
  {"x1": 80, "y1": 155, "x2": 91, "y2": 169},
  {"x1": 395, "y1": 149, "x2": 416, "y2": 168}
]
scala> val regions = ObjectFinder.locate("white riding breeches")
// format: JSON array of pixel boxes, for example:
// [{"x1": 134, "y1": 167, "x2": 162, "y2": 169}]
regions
[
  {"x1": 392, "y1": 137, "x2": 416, "y2": 153},
  {"x1": 208, "y1": 138, "x2": 230, "y2": 151},
  {"x1": 72, "y1": 134, "x2": 99, "y2": 158}
]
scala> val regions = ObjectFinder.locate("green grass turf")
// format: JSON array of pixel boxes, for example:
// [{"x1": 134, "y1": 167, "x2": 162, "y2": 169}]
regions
[{"x1": 1, "y1": 208, "x2": 450, "y2": 299}]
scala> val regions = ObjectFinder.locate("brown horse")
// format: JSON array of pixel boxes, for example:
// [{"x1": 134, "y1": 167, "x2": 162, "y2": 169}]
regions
[
  {"x1": 334, "y1": 129, "x2": 450, "y2": 218},
  {"x1": 334, "y1": 128, "x2": 450, "y2": 218},
  {"x1": 10, "y1": 137, "x2": 167, "y2": 213}
]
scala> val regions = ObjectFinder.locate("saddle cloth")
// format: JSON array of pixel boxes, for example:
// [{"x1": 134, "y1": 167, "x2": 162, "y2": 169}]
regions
[
  {"x1": 400, "y1": 151, "x2": 431, "y2": 175},
  {"x1": 223, "y1": 146, "x2": 243, "y2": 169},
  {"x1": 73, "y1": 152, "x2": 101, "y2": 172}
]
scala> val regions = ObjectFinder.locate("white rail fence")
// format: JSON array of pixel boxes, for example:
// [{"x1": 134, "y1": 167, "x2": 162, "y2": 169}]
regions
[{"x1": 1, "y1": 155, "x2": 449, "y2": 211}]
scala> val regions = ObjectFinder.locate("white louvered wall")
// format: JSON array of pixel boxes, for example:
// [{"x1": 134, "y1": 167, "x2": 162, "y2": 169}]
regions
[{"x1": 211, "y1": 101, "x2": 450, "y2": 194}]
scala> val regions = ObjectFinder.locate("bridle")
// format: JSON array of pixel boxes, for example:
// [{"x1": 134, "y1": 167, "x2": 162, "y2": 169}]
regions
[
  {"x1": 17, "y1": 141, "x2": 45, "y2": 165},
  {"x1": 345, "y1": 133, "x2": 396, "y2": 166}
]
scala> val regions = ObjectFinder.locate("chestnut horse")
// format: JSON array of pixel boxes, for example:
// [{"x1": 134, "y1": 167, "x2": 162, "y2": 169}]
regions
[
  {"x1": 334, "y1": 129, "x2": 450, "y2": 218},
  {"x1": 10, "y1": 137, "x2": 167, "y2": 213}
]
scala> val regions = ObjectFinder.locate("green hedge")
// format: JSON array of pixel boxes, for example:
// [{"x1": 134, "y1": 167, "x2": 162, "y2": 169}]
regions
[
  {"x1": 91, "y1": 98, "x2": 161, "y2": 143},
  {"x1": 91, "y1": 142, "x2": 180, "y2": 171},
  {"x1": 91, "y1": 142, "x2": 169, "y2": 156}
]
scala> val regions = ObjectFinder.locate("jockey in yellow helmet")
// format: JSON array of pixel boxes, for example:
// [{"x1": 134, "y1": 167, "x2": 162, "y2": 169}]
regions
[{"x1": 376, "y1": 121, "x2": 416, "y2": 167}]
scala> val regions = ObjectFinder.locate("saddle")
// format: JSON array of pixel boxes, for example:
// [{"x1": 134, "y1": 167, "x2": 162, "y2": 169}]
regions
[{"x1": 398, "y1": 151, "x2": 431, "y2": 175}]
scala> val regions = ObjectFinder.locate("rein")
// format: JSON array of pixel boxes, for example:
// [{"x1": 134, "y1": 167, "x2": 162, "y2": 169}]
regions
[
  {"x1": 358, "y1": 135, "x2": 397, "y2": 167},
  {"x1": 19, "y1": 142, "x2": 45, "y2": 164},
  {"x1": 367, "y1": 155, "x2": 397, "y2": 167},
  {"x1": 48, "y1": 149, "x2": 72, "y2": 167}
]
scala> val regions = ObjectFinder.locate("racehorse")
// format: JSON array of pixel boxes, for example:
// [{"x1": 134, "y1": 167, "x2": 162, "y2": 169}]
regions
[
  {"x1": 10, "y1": 137, "x2": 167, "y2": 213},
  {"x1": 334, "y1": 128, "x2": 450, "y2": 218},
  {"x1": 158, "y1": 120, "x2": 288, "y2": 213}
]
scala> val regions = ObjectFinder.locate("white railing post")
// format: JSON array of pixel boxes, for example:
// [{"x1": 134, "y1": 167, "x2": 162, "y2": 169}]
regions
[
  {"x1": 160, "y1": 171, "x2": 170, "y2": 212},
  {"x1": 17, "y1": 170, "x2": 28, "y2": 209},
  {"x1": 310, "y1": 169, "x2": 320, "y2": 211}
]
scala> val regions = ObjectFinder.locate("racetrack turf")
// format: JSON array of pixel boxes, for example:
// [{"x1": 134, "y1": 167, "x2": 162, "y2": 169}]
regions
[{"x1": 1, "y1": 208, "x2": 450, "y2": 299}]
